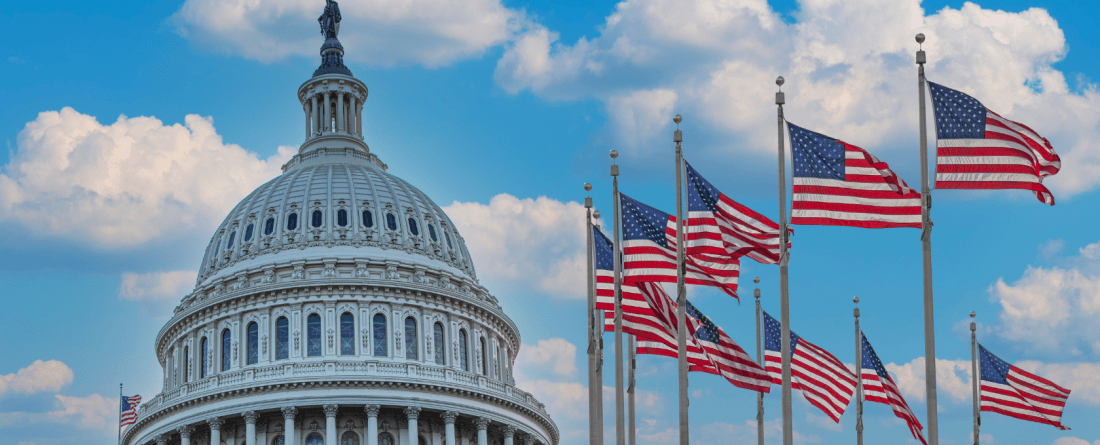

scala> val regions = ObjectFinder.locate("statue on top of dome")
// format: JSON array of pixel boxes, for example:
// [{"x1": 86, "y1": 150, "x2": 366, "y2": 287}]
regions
[{"x1": 318, "y1": 0, "x2": 341, "y2": 39}]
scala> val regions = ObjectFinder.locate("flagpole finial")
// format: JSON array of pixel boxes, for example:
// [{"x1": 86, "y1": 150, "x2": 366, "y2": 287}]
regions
[
  {"x1": 970, "y1": 311, "x2": 975, "y2": 318},
  {"x1": 593, "y1": 210, "x2": 600, "y2": 220},
  {"x1": 753, "y1": 277, "x2": 761, "y2": 300},
  {"x1": 853, "y1": 296, "x2": 859, "y2": 304},
  {"x1": 853, "y1": 296, "x2": 860, "y2": 318},
  {"x1": 775, "y1": 77, "x2": 785, "y2": 105},
  {"x1": 673, "y1": 114, "x2": 682, "y2": 126},
  {"x1": 776, "y1": 76, "x2": 784, "y2": 89},
  {"x1": 916, "y1": 33, "x2": 925, "y2": 45},
  {"x1": 610, "y1": 150, "x2": 618, "y2": 162},
  {"x1": 753, "y1": 277, "x2": 760, "y2": 285},
  {"x1": 585, "y1": 183, "x2": 592, "y2": 193}
]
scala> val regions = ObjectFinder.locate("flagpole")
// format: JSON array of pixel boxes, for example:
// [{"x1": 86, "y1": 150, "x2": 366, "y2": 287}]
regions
[
  {"x1": 586, "y1": 183, "x2": 601, "y2": 445},
  {"x1": 117, "y1": 383, "x2": 123, "y2": 445},
  {"x1": 611, "y1": 150, "x2": 626, "y2": 445},
  {"x1": 595, "y1": 211, "x2": 605, "y2": 444},
  {"x1": 628, "y1": 334, "x2": 636, "y2": 445},
  {"x1": 673, "y1": 114, "x2": 690, "y2": 445},
  {"x1": 915, "y1": 33, "x2": 940, "y2": 445},
  {"x1": 970, "y1": 311, "x2": 979, "y2": 445},
  {"x1": 754, "y1": 277, "x2": 764, "y2": 445},
  {"x1": 775, "y1": 76, "x2": 794, "y2": 445},
  {"x1": 854, "y1": 297, "x2": 863, "y2": 445}
]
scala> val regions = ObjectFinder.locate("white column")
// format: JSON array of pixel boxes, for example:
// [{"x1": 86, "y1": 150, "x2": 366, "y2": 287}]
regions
[
  {"x1": 324, "y1": 404, "x2": 339, "y2": 445},
  {"x1": 443, "y1": 411, "x2": 457, "y2": 445},
  {"x1": 502, "y1": 425, "x2": 515, "y2": 445},
  {"x1": 322, "y1": 92, "x2": 331, "y2": 132},
  {"x1": 282, "y1": 406, "x2": 298, "y2": 445},
  {"x1": 336, "y1": 92, "x2": 345, "y2": 133},
  {"x1": 178, "y1": 426, "x2": 193, "y2": 445},
  {"x1": 406, "y1": 406, "x2": 421, "y2": 444},
  {"x1": 208, "y1": 417, "x2": 223, "y2": 445},
  {"x1": 365, "y1": 405, "x2": 380, "y2": 445},
  {"x1": 312, "y1": 95, "x2": 320, "y2": 136},
  {"x1": 349, "y1": 96, "x2": 357, "y2": 137},
  {"x1": 475, "y1": 417, "x2": 489, "y2": 445},
  {"x1": 244, "y1": 411, "x2": 258, "y2": 445}
]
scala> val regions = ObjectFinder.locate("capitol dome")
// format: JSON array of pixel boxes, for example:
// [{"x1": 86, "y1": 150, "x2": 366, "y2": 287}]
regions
[{"x1": 121, "y1": 5, "x2": 558, "y2": 445}]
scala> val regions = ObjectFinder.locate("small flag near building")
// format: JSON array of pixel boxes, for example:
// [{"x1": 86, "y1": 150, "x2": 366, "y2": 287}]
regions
[
  {"x1": 120, "y1": 394, "x2": 141, "y2": 428},
  {"x1": 764, "y1": 311, "x2": 856, "y2": 422},
  {"x1": 979, "y1": 344, "x2": 1071, "y2": 430}
]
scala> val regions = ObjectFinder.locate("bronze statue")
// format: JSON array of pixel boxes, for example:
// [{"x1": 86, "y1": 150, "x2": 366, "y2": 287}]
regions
[{"x1": 318, "y1": 0, "x2": 341, "y2": 39}]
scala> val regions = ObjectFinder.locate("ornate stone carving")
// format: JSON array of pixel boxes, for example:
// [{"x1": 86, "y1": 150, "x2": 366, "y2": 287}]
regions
[
  {"x1": 502, "y1": 425, "x2": 516, "y2": 438},
  {"x1": 177, "y1": 426, "x2": 193, "y2": 438},
  {"x1": 475, "y1": 417, "x2": 490, "y2": 431},
  {"x1": 294, "y1": 330, "x2": 301, "y2": 351},
  {"x1": 440, "y1": 276, "x2": 455, "y2": 290},
  {"x1": 323, "y1": 404, "x2": 339, "y2": 417},
  {"x1": 261, "y1": 334, "x2": 268, "y2": 354},
  {"x1": 523, "y1": 434, "x2": 535, "y2": 445},
  {"x1": 242, "y1": 411, "x2": 258, "y2": 424},
  {"x1": 355, "y1": 263, "x2": 368, "y2": 277},
  {"x1": 404, "y1": 405, "x2": 421, "y2": 420},
  {"x1": 394, "y1": 325, "x2": 402, "y2": 351},
  {"x1": 292, "y1": 265, "x2": 305, "y2": 280},
  {"x1": 154, "y1": 434, "x2": 168, "y2": 445},
  {"x1": 442, "y1": 411, "x2": 458, "y2": 424},
  {"x1": 361, "y1": 328, "x2": 369, "y2": 351},
  {"x1": 414, "y1": 269, "x2": 427, "y2": 284},
  {"x1": 281, "y1": 406, "x2": 298, "y2": 419},
  {"x1": 327, "y1": 327, "x2": 335, "y2": 348},
  {"x1": 364, "y1": 404, "x2": 380, "y2": 417},
  {"x1": 262, "y1": 268, "x2": 275, "y2": 283},
  {"x1": 385, "y1": 264, "x2": 399, "y2": 280},
  {"x1": 208, "y1": 417, "x2": 224, "y2": 431},
  {"x1": 232, "y1": 340, "x2": 238, "y2": 360},
  {"x1": 236, "y1": 275, "x2": 249, "y2": 289},
  {"x1": 323, "y1": 263, "x2": 336, "y2": 278}
]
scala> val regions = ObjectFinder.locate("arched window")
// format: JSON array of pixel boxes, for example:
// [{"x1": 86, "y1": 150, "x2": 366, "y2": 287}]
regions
[
  {"x1": 287, "y1": 213, "x2": 298, "y2": 231},
  {"x1": 221, "y1": 329, "x2": 231, "y2": 371},
  {"x1": 405, "y1": 317, "x2": 418, "y2": 360},
  {"x1": 200, "y1": 337, "x2": 208, "y2": 378},
  {"x1": 307, "y1": 314, "x2": 322, "y2": 357},
  {"x1": 386, "y1": 213, "x2": 397, "y2": 231},
  {"x1": 247, "y1": 322, "x2": 258, "y2": 365},
  {"x1": 433, "y1": 323, "x2": 446, "y2": 365},
  {"x1": 264, "y1": 217, "x2": 275, "y2": 235},
  {"x1": 480, "y1": 337, "x2": 488, "y2": 375},
  {"x1": 271, "y1": 436, "x2": 285, "y2": 445},
  {"x1": 373, "y1": 314, "x2": 387, "y2": 356},
  {"x1": 341, "y1": 432, "x2": 360, "y2": 445},
  {"x1": 362, "y1": 210, "x2": 373, "y2": 228},
  {"x1": 244, "y1": 223, "x2": 254, "y2": 242},
  {"x1": 276, "y1": 317, "x2": 289, "y2": 360},
  {"x1": 428, "y1": 224, "x2": 438, "y2": 242},
  {"x1": 306, "y1": 433, "x2": 323, "y2": 445},
  {"x1": 182, "y1": 346, "x2": 189, "y2": 382},
  {"x1": 408, "y1": 218, "x2": 419, "y2": 236},
  {"x1": 378, "y1": 433, "x2": 394, "y2": 445},
  {"x1": 337, "y1": 209, "x2": 348, "y2": 226},
  {"x1": 459, "y1": 329, "x2": 469, "y2": 372},
  {"x1": 445, "y1": 231, "x2": 453, "y2": 249},
  {"x1": 311, "y1": 210, "x2": 323, "y2": 228},
  {"x1": 227, "y1": 231, "x2": 236, "y2": 249},
  {"x1": 340, "y1": 313, "x2": 354, "y2": 355}
]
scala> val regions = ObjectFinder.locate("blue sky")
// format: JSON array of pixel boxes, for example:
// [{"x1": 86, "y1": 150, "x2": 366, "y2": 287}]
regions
[{"x1": 2, "y1": 0, "x2": 1100, "y2": 444}]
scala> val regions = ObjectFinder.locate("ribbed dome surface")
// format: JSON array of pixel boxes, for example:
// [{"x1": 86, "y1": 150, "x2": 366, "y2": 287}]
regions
[{"x1": 196, "y1": 152, "x2": 476, "y2": 288}]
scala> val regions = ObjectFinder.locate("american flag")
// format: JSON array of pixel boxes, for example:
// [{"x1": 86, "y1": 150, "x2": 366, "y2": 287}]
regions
[
  {"x1": 928, "y1": 82, "x2": 1061, "y2": 205},
  {"x1": 979, "y1": 344, "x2": 1071, "y2": 430},
  {"x1": 860, "y1": 333, "x2": 927, "y2": 444},
  {"x1": 763, "y1": 311, "x2": 856, "y2": 422},
  {"x1": 684, "y1": 161, "x2": 789, "y2": 265},
  {"x1": 120, "y1": 394, "x2": 141, "y2": 428},
  {"x1": 619, "y1": 193, "x2": 740, "y2": 299},
  {"x1": 684, "y1": 300, "x2": 772, "y2": 393},
  {"x1": 787, "y1": 123, "x2": 922, "y2": 229}
]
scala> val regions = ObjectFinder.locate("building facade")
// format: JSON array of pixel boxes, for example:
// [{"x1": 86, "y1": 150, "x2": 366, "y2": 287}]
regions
[{"x1": 121, "y1": 5, "x2": 558, "y2": 445}]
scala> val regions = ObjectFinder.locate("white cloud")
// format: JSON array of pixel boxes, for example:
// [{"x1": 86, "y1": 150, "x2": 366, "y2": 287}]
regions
[
  {"x1": 680, "y1": 418, "x2": 821, "y2": 445},
  {"x1": 172, "y1": 0, "x2": 526, "y2": 67},
  {"x1": 47, "y1": 394, "x2": 116, "y2": 432},
  {"x1": 1040, "y1": 239, "x2": 1066, "y2": 259},
  {"x1": 495, "y1": 0, "x2": 1100, "y2": 199},
  {"x1": 1015, "y1": 361, "x2": 1100, "y2": 406},
  {"x1": 0, "y1": 108, "x2": 293, "y2": 248},
  {"x1": 514, "y1": 338, "x2": 578, "y2": 379},
  {"x1": 0, "y1": 360, "x2": 74, "y2": 396},
  {"x1": 444, "y1": 194, "x2": 586, "y2": 299},
  {"x1": 989, "y1": 265, "x2": 1100, "y2": 355},
  {"x1": 119, "y1": 270, "x2": 197, "y2": 301},
  {"x1": 1052, "y1": 438, "x2": 1100, "y2": 445}
]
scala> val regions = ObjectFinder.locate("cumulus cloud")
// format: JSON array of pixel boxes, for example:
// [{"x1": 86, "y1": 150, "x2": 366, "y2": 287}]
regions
[
  {"x1": 514, "y1": 338, "x2": 578, "y2": 379},
  {"x1": 119, "y1": 270, "x2": 198, "y2": 301},
  {"x1": 0, "y1": 108, "x2": 293, "y2": 248},
  {"x1": 444, "y1": 194, "x2": 586, "y2": 299},
  {"x1": 495, "y1": 0, "x2": 1100, "y2": 199},
  {"x1": 989, "y1": 264, "x2": 1100, "y2": 355},
  {"x1": 47, "y1": 394, "x2": 116, "y2": 431},
  {"x1": 886, "y1": 357, "x2": 973, "y2": 404},
  {"x1": 0, "y1": 361, "x2": 74, "y2": 396},
  {"x1": 172, "y1": 0, "x2": 526, "y2": 67},
  {"x1": 1052, "y1": 438, "x2": 1100, "y2": 445}
]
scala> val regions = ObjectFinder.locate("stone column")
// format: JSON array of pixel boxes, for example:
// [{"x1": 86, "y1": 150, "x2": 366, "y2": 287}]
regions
[
  {"x1": 442, "y1": 411, "x2": 457, "y2": 445},
  {"x1": 336, "y1": 92, "x2": 345, "y2": 133},
  {"x1": 155, "y1": 434, "x2": 169, "y2": 445},
  {"x1": 304, "y1": 103, "x2": 311, "y2": 140},
  {"x1": 178, "y1": 426, "x2": 193, "y2": 445},
  {"x1": 365, "y1": 405, "x2": 380, "y2": 445},
  {"x1": 243, "y1": 411, "x2": 258, "y2": 445},
  {"x1": 502, "y1": 425, "x2": 516, "y2": 445},
  {"x1": 322, "y1": 92, "x2": 331, "y2": 132},
  {"x1": 349, "y1": 96, "x2": 357, "y2": 137},
  {"x1": 324, "y1": 404, "x2": 339, "y2": 445},
  {"x1": 475, "y1": 417, "x2": 489, "y2": 445},
  {"x1": 312, "y1": 95, "x2": 320, "y2": 136},
  {"x1": 405, "y1": 406, "x2": 421, "y2": 445},
  {"x1": 282, "y1": 406, "x2": 298, "y2": 445},
  {"x1": 356, "y1": 101, "x2": 363, "y2": 137},
  {"x1": 209, "y1": 417, "x2": 223, "y2": 445}
]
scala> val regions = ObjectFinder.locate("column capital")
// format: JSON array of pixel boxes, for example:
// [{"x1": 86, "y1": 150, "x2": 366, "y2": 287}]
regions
[
  {"x1": 442, "y1": 411, "x2": 458, "y2": 425},
  {"x1": 208, "y1": 417, "x2": 224, "y2": 431},
  {"x1": 475, "y1": 417, "x2": 490, "y2": 431},
  {"x1": 404, "y1": 405, "x2": 421, "y2": 420},
  {"x1": 281, "y1": 406, "x2": 298, "y2": 420},
  {"x1": 323, "y1": 404, "x2": 340, "y2": 417},
  {"x1": 177, "y1": 426, "x2": 194, "y2": 439},
  {"x1": 242, "y1": 411, "x2": 258, "y2": 424},
  {"x1": 522, "y1": 434, "x2": 535, "y2": 445},
  {"x1": 502, "y1": 425, "x2": 516, "y2": 438},
  {"x1": 154, "y1": 434, "x2": 169, "y2": 445},
  {"x1": 364, "y1": 404, "x2": 380, "y2": 417}
]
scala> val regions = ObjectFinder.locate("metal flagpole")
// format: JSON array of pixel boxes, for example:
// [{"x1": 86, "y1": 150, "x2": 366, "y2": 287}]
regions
[
  {"x1": 611, "y1": 150, "x2": 626, "y2": 445},
  {"x1": 673, "y1": 114, "x2": 689, "y2": 445},
  {"x1": 915, "y1": 33, "x2": 940, "y2": 445},
  {"x1": 595, "y1": 210, "x2": 605, "y2": 444},
  {"x1": 586, "y1": 183, "x2": 600, "y2": 445},
  {"x1": 117, "y1": 383, "x2": 123, "y2": 445},
  {"x1": 754, "y1": 277, "x2": 764, "y2": 445},
  {"x1": 628, "y1": 334, "x2": 636, "y2": 445},
  {"x1": 970, "y1": 311, "x2": 979, "y2": 445},
  {"x1": 854, "y1": 297, "x2": 863, "y2": 445},
  {"x1": 775, "y1": 76, "x2": 793, "y2": 445}
]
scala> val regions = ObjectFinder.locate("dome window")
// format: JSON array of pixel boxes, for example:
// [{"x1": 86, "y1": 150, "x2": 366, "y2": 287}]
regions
[
  {"x1": 244, "y1": 224, "x2": 254, "y2": 242},
  {"x1": 433, "y1": 323, "x2": 446, "y2": 365},
  {"x1": 275, "y1": 317, "x2": 289, "y2": 360},
  {"x1": 221, "y1": 329, "x2": 232, "y2": 371},
  {"x1": 200, "y1": 337, "x2": 208, "y2": 378},
  {"x1": 373, "y1": 314, "x2": 387, "y2": 357},
  {"x1": 408, "y1": 218, "x2": 419, "y2": 236},
  {"x1": 264, "y1": 217, "x2": 275, "y2": 235},
  {"x1": 428, "y1": 224, "x2": 438, "y2": 242},
  {"x1": 386, "y1": 213, "x2": 397, "y2": 231},
  {"x1": 246, "y1": 322, "x2": 258, "y2": 365},
  {"x1": 459, "y1": 329, "x2": 469, "y2": 372},
  {"x1": 287, "y1": 213, "x2": 298, "y2": 231},
  {"x1": 404, "y1": 317, "x2": 418, "y2": 360},
  {"x1": 337, "y1": 209, "x2": 348, "y2": 227},
  {"x1": 340, "y1": 313, "x2": 355, "y2": 355},
  {"x1": 227, "y1": 231, "x2": 236, "y2": 249},
  {"x1": 307, "y1": 314, "x2": 322, "y2": 357},
  {"x1": 362, "y1": 210, "x2": 374, "y2": 228},
  {"x1": 311, "y1": 210, "x2": 323, "y2": 228}
]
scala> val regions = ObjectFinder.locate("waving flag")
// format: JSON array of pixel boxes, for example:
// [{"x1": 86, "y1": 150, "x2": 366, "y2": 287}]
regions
[
  {"x1": 764, "y1": 312, "x2": 856, "y2": 422},
  {"x1": 684, "y1": 161, "x2": 788, "y2": 265},
  {"x1": 861, "y1": 334, "x2": 927, "y2": 444},
  {"x1": 120, "y1": 394, "x2": 142, "y2": 428},
  {"x1": 979, "y1": 344, "x2": 1071, "y2": 430},
  {"x1": 787, "y1": 123, "x2": 922, "y2": 229},
  {"x1": 928, "y1": 82, "x2": 1061, "y2": 205},
  {"x1": 684, "y1": 300, "x2": 772, "y2": 392},
  {"x1": 619, "y1": 193, "x2": 740, "y2": 298}
]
